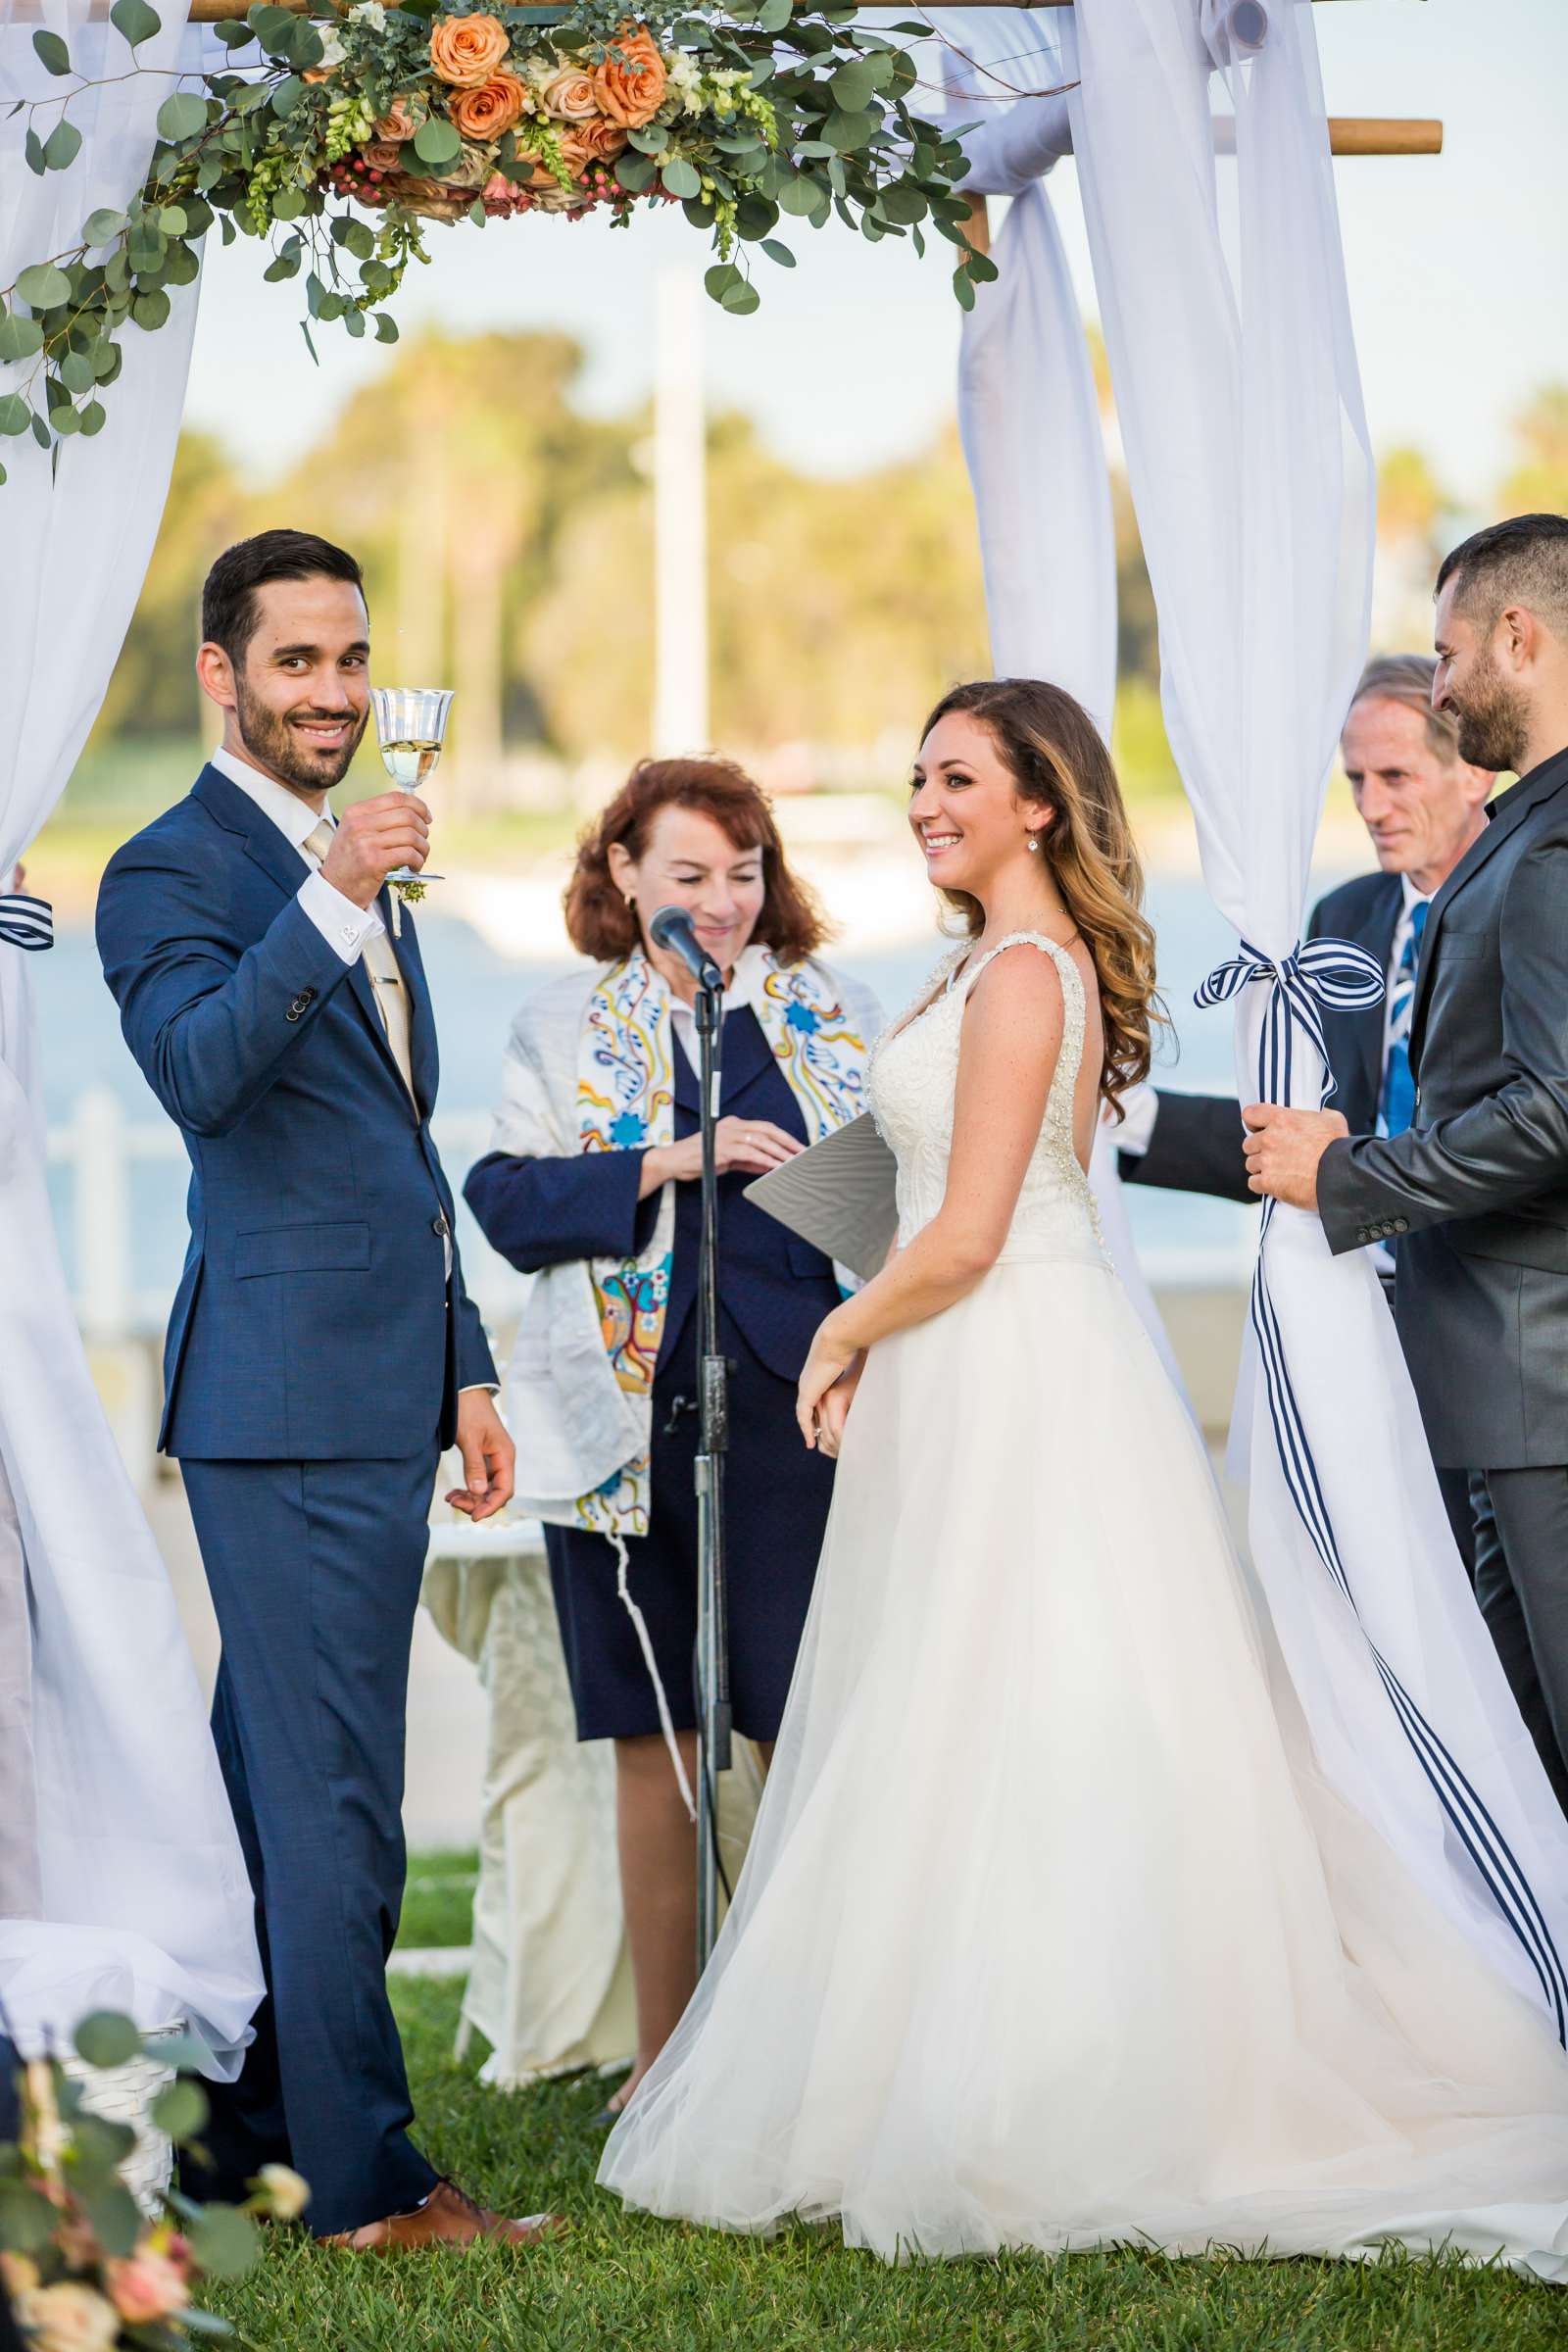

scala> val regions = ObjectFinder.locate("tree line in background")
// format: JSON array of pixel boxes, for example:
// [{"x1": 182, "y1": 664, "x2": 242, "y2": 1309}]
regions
[{"x1": 78, "y1": 327, "x2": 1568, "y2": 821}]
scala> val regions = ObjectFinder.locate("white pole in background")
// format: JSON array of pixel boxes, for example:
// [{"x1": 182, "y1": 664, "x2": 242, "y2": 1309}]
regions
[{"x1": 653, "y1": 269, "x2": 710, "y2": 757}]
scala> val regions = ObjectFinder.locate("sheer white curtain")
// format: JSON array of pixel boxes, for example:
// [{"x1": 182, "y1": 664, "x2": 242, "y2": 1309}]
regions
[
  {"x1": 0, "y1": 0, "x2": 261, "y2": 2069},
  {"x1": 1063, "y1": 0, "x2": 1568, "y2": 2034}
]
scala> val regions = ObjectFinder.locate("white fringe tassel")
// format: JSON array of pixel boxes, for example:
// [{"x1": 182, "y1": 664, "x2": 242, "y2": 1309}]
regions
[{"x1": 612, "y1": 1529, "x2": 697, "y2": 1822}]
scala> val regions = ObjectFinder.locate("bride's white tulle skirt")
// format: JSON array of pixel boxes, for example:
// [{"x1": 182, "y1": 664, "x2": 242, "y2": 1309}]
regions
[{"x1": 600, "y1": 1256, "x2": 1568, "y2": 2276}]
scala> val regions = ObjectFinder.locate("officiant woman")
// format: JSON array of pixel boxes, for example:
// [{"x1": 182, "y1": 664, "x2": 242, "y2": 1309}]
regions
[{"x1": 465, "y1": 757, "x2": 880, "y2": 2111}]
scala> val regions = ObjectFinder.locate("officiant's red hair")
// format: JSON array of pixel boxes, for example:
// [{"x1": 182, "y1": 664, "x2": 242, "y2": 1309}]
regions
[{"x1": 565, "y1": 757, "x2": 828, "y2": 962}]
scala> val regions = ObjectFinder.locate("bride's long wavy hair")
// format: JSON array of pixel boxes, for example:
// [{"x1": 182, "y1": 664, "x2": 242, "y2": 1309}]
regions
[{"x1": 920, "y1": 678, "x2": 1164, "y2": 1116}]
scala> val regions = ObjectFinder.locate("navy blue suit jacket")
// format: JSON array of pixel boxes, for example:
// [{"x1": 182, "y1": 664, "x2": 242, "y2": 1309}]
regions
[
  {"x1": 466, "y1": 1003, "x2": 842, "y2": 1384},
  {"x1": 96, "y1": 765, "x2": 495, "y2": 1460}
]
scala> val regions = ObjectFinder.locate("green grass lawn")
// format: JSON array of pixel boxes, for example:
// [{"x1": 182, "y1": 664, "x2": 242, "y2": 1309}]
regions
[{"x1": 206, "y1": 1976, "x2": 1564, "y2": 2352}]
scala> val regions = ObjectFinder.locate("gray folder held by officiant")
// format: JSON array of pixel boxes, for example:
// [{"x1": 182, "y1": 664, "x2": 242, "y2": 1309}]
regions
[{"x1": 744, "y1": 1113, "x2": 899, "y2": 1283}]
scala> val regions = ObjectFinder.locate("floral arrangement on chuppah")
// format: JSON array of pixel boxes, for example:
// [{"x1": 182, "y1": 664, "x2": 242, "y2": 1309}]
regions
[{"x1": 0, "y1": 0, "x2": 992, "y2": 473}]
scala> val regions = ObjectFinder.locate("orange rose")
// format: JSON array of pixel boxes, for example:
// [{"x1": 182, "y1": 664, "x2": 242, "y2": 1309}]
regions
[
  {"x1": 561, "y1": 116, "x2": 628, "y2": 171},
  {"x1": 592, "y1": 23, "x2": 665, "y2": 128},
  {"x1": 428, "y1": 14, "x2": 510, "y2": 86},
  {"x1": 360, "y1": 139, "x2": 404, "y2": 171},
  {"x1": 376, "y1": 97, "x2": 417, "y2": 139},
  {"x1": 540, "y1": 67, "x2": 598, "y2": 122},
  {"x1": 449, "y1": 71, "x2": 528, "y2": 141}
]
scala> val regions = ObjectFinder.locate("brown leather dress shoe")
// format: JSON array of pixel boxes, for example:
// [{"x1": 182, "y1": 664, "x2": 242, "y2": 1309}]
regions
[{"x1": 322, "y1": 2178, "x2": 565, "y2": 2253}]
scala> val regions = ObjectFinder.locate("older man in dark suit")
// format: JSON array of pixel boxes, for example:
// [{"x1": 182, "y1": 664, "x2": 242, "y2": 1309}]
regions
[
  {"x1": 1116, "y1": 653, "x2": 1493, "y2": 1564},
  {"x1": 1246, "y1": 514, "x2": 1568, "y2": 1816}
]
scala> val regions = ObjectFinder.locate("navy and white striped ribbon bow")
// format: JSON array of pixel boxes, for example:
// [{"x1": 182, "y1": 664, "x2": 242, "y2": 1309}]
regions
[
  {"x1": 0, "y1": 894, "x2": 54, "y2": 953},
  {"x1": 1195, "y1": 934, "x2": 1385, "y2": 1112},
  {"x1": 1197, "y1": 929, "x2": 1568, "y2": 2043}
]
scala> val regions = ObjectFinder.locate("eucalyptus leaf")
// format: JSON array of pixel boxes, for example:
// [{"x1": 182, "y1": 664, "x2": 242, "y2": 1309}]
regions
[
  {"x1": 61, "y1": 349, "x2": 94, "y2": 394},
  {"x1": 0, "y1": 2180, "x2": 57, "y2": 2248},
  {"x1": 29, "y1": 412, "x2": 52, "y2": 449},
  {"x1": 270, "y1": 74, "x2": 304, "y2": 118},
  {"x1": 158, "y1": 91, "x2": 209, "y2": 142},
  {"x1": 151, "y1": 2078, "x2": 209, "y2": 2140},
  {"x1": 625, "y1": 124, "x2": 665, "y2": 154},
  {"x1": 17, "y1": 262, "x2": 73, "y2": 310},
  {"x1": 158, "y1": 203, "x2": 188, "y2": 236},
  {"x1": 828, "y1": 58, "x2": 876, "y2": 111},
  {"x1": 272, "y1": 187, "x2": 306, "y2": 220},
  {"x1": 164, "y1": 240, "x2": 200, "y2": 286},
  {"x1": 131, "y1": 286, "x2": 171, "y2": 330},
  {"x1": 776, "y1": 172, "x2": 823, "y2": 218},
  {"x1": 78, "y1": 2181, "x2": 142, "y2": 2258},
  {"x1": 220, "y1": 215, "x2": 236, "y2": 245},
  {"x1": 109, "y1": 0, "x2": 163, "y2": 50},
  {"x1": 760, "y1": 235, "x2": 795, "y2": 268},
  {"x1": 32, "y1": 28, "x2": 73, "y2": 76},
  {"x1": 953, "y1": 264, "x2": 976, "y2": 312},
  {"x1": 91, "y1": 337, "x2": 122, "y2": 377},
  {"x1": 188, "y1": 2204, "x2": 261, "y2": 2280},
  {"x1": 0, "y1": 315, "x2": 45, "y2": 364},
  {"x1": 283, "y1": 17, "x2": 323, "y2": 68},
  {"x1": 755, "y1": 0, "x2": 792, "y2": 28},
  {"x1": 820, "y1": 106, "x2": 875, "y2": 154},
  {"x1": 248, "y1": 2, "x2": 297, "y2": 51},
  {"x1": 344, "y1": 306, "x2": 366, "y2": 336},
  {"x1": 614, "y1": 151, "x2": 656, "y2": 192},
  {"x1": 24, "y1": 126, "x2": 45, "y2": 175},
  {"x1": 876, "y1": 178, "x2": 926, "y2": 225},
  {"x1": 78, "y1": 398, "x2": 106, "y2": 434},
  {"x1": 215, "y1": 16, "x2": 255, "y2": 41},
  {"x1": 734, "y1": 193, "x2": 778, "y2": 240},
  {"x1": 413, "y1": 116, "x2": 461, "y2": 167},
  {"x1": 373, "y1": 312, "x2": 399, "y2": 343},
  {"x1": 660, "y1": 156, "x2": 702, "y2": 201},
  {"x1": 82, "y1": 206, "x2": 128, "y2": 244}
]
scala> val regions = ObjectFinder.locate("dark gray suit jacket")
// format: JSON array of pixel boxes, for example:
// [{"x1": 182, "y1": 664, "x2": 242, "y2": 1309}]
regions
[
  {"x1": 1318, "y1": 746, "x2": 1568, "y2": 1469},
  {"x1": 1121, "y1": 870, "x2": 1401, "y2": 1205}
]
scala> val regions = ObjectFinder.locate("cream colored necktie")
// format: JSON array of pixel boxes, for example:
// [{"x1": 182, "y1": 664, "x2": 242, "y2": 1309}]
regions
[{"x1": 305, "y1": 820, "x2": 416, "y2": 1103}]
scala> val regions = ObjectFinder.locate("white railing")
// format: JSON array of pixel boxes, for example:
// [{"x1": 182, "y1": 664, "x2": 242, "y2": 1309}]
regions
[{"x1": 48, "y1": 1088, "x2": 1254, "y2": 1348}]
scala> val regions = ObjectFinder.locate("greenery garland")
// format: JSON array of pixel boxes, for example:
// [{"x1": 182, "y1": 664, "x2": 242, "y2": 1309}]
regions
[{"x1": 0, "y1": 0, "x2": 993, "y2": 481}]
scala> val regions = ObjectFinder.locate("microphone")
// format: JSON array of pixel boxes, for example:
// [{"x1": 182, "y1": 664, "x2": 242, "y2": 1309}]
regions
[{"x1": 649, "y1": 904, "x2": 723, "y2": 992}]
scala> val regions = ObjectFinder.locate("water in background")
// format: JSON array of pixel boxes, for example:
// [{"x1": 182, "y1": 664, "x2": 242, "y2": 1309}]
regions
[{"x1": 42, "y1": 864, "x2": 1357, "y2": 1310}]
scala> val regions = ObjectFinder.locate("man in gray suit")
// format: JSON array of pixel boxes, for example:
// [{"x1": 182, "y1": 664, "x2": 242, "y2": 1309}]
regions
[
  {"x1": 1117, "y1": 654, "x2": 1494, "y2": 1563},
  {"x1": 1245, "y1": 513, "x2": 1568, "y2": 1814}
]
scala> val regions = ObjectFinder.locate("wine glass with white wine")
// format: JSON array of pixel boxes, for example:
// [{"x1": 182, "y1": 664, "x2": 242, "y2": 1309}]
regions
[{"x1": 368, "y1": 685, "x2": 454, "y2": 935}]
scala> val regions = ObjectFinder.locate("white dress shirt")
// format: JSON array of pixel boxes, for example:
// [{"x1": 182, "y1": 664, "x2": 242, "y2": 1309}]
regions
[{"x1": 209, "y1": 744, "x2": 386, "y2": 963}]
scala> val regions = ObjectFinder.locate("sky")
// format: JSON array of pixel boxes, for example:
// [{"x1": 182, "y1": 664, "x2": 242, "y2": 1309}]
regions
[{"x1": 184, "y1": 0, "x2": 1566, "y2": 508}]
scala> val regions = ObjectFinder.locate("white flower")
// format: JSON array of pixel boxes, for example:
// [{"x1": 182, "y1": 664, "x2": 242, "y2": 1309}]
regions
[
  {"x1": 316, "y1": 24, "x2": 345, "y2": 67},
  {"x1": 665, "y1": 49, "x2": 703, "y2": 117},
  {"x1": 257, "y1": 2162, "x2": 312, "y2": 2222},
  {"x1": 348, "y1": 0, "x2": 386, "y2": 24}
]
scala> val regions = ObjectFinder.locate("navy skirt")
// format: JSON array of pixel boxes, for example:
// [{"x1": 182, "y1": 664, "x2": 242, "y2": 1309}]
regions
[{"x1": 546, "y1": 1311, "x2": 837, "y2": 1743}]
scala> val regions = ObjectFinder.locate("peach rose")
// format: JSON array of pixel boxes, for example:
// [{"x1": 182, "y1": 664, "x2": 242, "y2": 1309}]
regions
[
  {"x1": 12, "y1": 2283, "x2": 121, "y2": 2352},
  {"x1": 428, "y1": 13, "x2": 510, "y2": 86},
  {"x1": 376, "y1": 96, "x2": 418, "y2": 139},
  {"x1": 540, "y1": 67, "x2": 598, "y2": 122},
  {"x1": 105, "y1": 2252, "x2": 190, "y2": 2328},
  {"x1": 593, "y1": 23, "x2": 666, "y2": 128},
  {"x1": 561, "y1": 116, "x2": 628, "y2": 171},
  {"x1": 449, "y1": 70, "x2": 528, "y2": 141},
  {"x1": 360, "y1": 139, "x2": 404, "y2": 171}
]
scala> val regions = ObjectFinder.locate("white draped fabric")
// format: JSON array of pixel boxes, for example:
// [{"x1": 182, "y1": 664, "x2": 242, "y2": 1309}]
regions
[
  {"x1": 0, "y1": 0, "x2": 261, "y2": 2070},
  {"x1": 1051, "y1": 0, "x2": 1568, "y2": 2032}
]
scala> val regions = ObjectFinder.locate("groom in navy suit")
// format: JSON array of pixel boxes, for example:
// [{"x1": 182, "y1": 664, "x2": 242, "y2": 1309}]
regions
[{"x1": 96, "y1": 532, "x2": 555, "y2": 2250}]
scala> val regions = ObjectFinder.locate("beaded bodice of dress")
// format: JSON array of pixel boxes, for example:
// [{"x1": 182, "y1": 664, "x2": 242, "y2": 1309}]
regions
[{"x1": 868, "y1": 932, "x2": 1107, "y2": 1267}]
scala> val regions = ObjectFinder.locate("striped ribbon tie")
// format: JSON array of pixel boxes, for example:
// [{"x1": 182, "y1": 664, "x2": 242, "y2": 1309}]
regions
[
  {"x1": 1197, "y1": 932, "x2": 1568, "y2": 2045},
  {"x1": 0, "y1": 894, "x2": 54, "y2": 954},
  {"x1": 1195, "y1": 934, "x2": 1385, "y2": 1112}
]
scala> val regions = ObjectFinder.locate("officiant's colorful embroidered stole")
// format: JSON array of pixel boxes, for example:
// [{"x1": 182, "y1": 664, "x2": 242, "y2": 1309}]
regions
[{"x1": 574, "y1": 947, "x2": 868, "y2": 1539}]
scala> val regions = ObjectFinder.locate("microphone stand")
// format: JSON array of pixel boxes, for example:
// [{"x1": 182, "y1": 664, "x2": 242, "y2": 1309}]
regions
[{"x1": 693, "y1": 967, "x2": 731, "y2": 1971}]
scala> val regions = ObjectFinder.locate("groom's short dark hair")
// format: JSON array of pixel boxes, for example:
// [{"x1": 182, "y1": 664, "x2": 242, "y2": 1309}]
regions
[
  {"x1": 202, "y1": 530, "x2": 365, "y2": 668},
  {"x1": 1437, "y1": 513, "x2": 1568, "y2": 643}
]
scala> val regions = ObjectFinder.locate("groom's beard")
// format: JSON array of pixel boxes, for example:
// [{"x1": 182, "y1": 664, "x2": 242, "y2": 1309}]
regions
[
  {"x1": 233, "y1": 671, "x2": 368, "y2": 794},
  {"x1": 1446, "y1": 647, "x2": 1531, "y2": 776}
]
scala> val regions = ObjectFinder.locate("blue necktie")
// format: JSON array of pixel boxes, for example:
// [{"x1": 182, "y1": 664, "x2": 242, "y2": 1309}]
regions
[{"x1": 1380, "y1": 898, "x2": 1428, "y2": 1137}]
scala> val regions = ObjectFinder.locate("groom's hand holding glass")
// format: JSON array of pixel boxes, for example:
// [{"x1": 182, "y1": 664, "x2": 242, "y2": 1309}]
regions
[{"x1": 318, "y1": 792, "x2": 432, "y2": 908}]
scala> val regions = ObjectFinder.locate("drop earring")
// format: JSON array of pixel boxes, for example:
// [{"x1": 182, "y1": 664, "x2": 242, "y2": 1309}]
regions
[{"x1": 1025, "y1": 835, "x2": 1041, "y2": 854}]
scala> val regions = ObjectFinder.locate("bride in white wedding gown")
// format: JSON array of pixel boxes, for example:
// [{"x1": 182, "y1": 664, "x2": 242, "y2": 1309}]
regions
[{"x1": 599, "y1": 680, "x2": 1568, "y2": 2278}]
